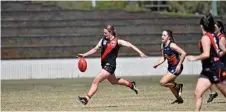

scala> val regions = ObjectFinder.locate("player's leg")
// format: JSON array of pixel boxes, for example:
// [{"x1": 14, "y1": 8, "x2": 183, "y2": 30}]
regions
[
  {"x1": 107, "y1": 73, "x2": 138, "y2": 94},
  {"x1": 215, "y1": 82, "x2": 226, "y2": 97},
  {"x1": 207, "y1": 85, "x2": 218, "y2": 103},
  {"x1": 161, "y1": 65, "x2": 184, "y2": 94},
  {"x1": 168, "y1": 80, "x2": 184, "y2": 104},
  {"x1": 160, "y1": 72, "x2": 183, "y2": 103},
  {"x1": 214, "y1": 62, "x2": 226, "y2": 96},
  {"x1": 78, "y1": 69, "x2": 110, "y2": 105},
  {"x1": 160, "y1": 71, "x2": 183, "y2": 92},
  {"x1": 214, "y1": 65, "x2": 226, "y2": 97},
  {"x1": 208, "y1": 65, "x2": 226, "y2": 103},
  {"x1": 159, "y1": 72, "x2": 177, "y2": 87},
  {"x1": 194, "y1": 77, "x2": 212, "y2": 111}
]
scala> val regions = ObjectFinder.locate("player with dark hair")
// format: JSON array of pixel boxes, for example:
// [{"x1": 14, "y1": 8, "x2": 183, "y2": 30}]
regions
[
  {"x1": 206, "y1": 20, "x2": 226, "y2": 103},
  {"x1": 187, "y1": 14, "x2": 226, "y2": 111},
  {"x1": 77, "y1": 24, "x2": 147, "y2": 105},
  {"x1": 215, "y1": 20, "x2": 226, "y2": 64},
  {"x1": 153, "y1": 30, "x2": 186, "y2": 104}
]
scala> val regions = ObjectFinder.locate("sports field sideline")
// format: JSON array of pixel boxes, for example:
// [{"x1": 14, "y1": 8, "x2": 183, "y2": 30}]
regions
[{"x1": 1, "y1": 75, "x2": 226, "y2": 111}]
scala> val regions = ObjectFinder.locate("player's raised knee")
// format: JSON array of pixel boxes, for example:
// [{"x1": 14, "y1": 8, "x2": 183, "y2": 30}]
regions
[{"x1": 159, "y1": 81, "x2": 167, "y2": 86}]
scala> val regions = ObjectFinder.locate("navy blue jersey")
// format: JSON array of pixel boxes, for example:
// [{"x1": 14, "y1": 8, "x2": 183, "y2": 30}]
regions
[
  {"x1": 100, "y1": 37, "x2": 120, "y2": 67},
  {"x1": 221, "y1": 52, "x2": 226, "y2": 64},
  {"x1": 162, "y1": 42, "x2": 180, "y2": 67}
]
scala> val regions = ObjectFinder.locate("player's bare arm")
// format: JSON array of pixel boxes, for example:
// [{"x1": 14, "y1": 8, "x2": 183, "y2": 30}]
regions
[
  {"x1": 78, "y1": 39, "x2": 102, "y2": 57},
  {"x1": 170, "y1": 43, "x2": 186, "y2": 66},
  {"x1": 219, "y1": 37, "x2": 226, "y2": 57},
  {"x1": 153, "y1": 48, "x2": 165, "y2": 68},
  {"x1": 118, "y1": 39, "x2": 148, "y2": 58}
]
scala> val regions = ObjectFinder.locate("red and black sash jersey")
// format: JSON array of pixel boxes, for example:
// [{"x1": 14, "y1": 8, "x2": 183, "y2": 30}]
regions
[
  {"x1": 199, "y1": 32, "x2": 221, "y2": 68},
  {"x1": 218, "y1": 33, "x2": 225, "y2": 40},
  {"x1": 100, "y1": 37, "x2": 120, "y2": 67},
  {"x1": 218, "y1": 33, "x2": 226, "y2": 64}
]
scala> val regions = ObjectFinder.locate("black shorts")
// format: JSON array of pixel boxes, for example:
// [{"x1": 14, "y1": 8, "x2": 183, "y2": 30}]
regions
[
  {"x1": 168, "y1": 64, "x2": 183, "y2": 76},
  {"x1": 200, "y1": 61, "x2": 226, "y2": 84},
  {"x1": 102, "y1": 64, "x2": 116, "y2": 74}
]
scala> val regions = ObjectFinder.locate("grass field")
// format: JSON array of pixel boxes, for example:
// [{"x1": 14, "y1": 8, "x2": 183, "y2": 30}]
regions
[{"x1": 1, "y1": 75, "x2": 226, "y2": 111}]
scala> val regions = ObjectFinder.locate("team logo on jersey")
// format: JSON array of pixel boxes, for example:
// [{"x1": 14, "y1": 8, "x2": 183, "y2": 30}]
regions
[
  {"x1": 164, "y1": 48, "x2": 169, "y2": 51},
  {"x1": 103, "y1": 40, "x2": 107, "y2": 45},
  {"x1": 171, "y1": 69, "x2": 175, "y2": 73},
  {"x1": 213, "y1": 76, "x2": 218, "y2": 81}
]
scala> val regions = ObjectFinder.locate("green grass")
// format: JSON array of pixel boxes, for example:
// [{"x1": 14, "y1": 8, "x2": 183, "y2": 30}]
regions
[{"x1": 1, "y1": 75, "x2": 226, "y2": 111}]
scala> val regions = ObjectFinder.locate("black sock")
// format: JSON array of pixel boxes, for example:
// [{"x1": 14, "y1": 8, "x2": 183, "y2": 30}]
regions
[{"x1": 173, "y1": 83, "x2": 178, "y2": 88}]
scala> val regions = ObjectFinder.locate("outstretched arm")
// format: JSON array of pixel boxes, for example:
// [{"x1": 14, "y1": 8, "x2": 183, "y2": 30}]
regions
[
  {"x1": 187, "y1": 35, "x2": 210, "y2": 61},
  {"x1": 78, "y1": 39, "x2": 102, "y2": 57},
  {"x1": 153, "y1": 48, "x2": 165, "y2": 68},
  {"x1": 118, "y1": 39, "x2": 148, "y2": 58}
]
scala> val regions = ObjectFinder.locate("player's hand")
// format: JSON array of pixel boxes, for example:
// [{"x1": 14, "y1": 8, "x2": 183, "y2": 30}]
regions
[
  {"x1": 153, "y1": 64, "x2": 159, "y2": 69},
  {"x1": 175, "y1": 64, "x2": 181, "y2": 73},
  {"x1": 186, "y1": 55, "x2": 196, "y2": 61}
]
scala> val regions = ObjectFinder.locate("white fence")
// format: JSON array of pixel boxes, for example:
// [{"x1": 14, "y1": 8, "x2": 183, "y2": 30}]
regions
[{"x1": 1, "y1": 57, "x2": 202, "y2": 80}]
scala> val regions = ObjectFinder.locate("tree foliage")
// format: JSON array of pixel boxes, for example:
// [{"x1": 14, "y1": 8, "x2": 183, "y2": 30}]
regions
[
  {"x1": 167, "y1": 1, "x2": 226, "y2": 15},
  {"x1": 32, "y1": 1, "x2": 226, "y2": 15}
]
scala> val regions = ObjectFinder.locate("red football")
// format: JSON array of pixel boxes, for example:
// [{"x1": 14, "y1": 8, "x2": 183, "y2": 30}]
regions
[{"x1": 78, "y1": 58, "x2": 87, "y2": 72}]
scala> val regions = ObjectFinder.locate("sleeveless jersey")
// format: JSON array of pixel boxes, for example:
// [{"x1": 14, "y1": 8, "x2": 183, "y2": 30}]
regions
[
  {"x1": 199, "y1": 32, "x2": 221, "y2": 68},
  {"x1": 218, "y1": 33, "x2": 226, "y2": 64},
  {"x1": 100, "y1": 37, "x2": 120, "y2": 67},
  {"x1": 163, "y1": 42, "x2": 180, "y2": 66}
]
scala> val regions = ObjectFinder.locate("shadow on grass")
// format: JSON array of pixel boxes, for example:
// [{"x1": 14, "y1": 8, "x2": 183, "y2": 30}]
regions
[
  {"x1": 211, "y1": 101, "x2": 226, "y2": 104},
  {"x1": 86, "y1": 105, "x2": 118, "y2": 108}
]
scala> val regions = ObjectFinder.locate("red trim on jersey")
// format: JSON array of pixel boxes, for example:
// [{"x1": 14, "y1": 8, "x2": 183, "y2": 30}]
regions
[
  {"x1": 218, "y1": 33, "x2": 225, "y2": 40},
  {"x1": 218, "y1": 33, "x2": 226, "y2": 47},
  {"x1": 205, "y1": 33, "x2": 218, "y2": 55},
  {"x1": 101, "y1": 37, "x2": 118, "y2": 60}
]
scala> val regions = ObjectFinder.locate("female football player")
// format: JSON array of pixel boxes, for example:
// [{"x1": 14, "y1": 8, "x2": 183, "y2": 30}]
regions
[
  {"x1": 77, "y1": 24, "x2": 147, "y2": 105},
  {"x1": 153, "y1": 30, "x2": 186, "y2": 104},
  {"x1": 187, "y1": 14, "x2": 226, "y2": 111}
]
